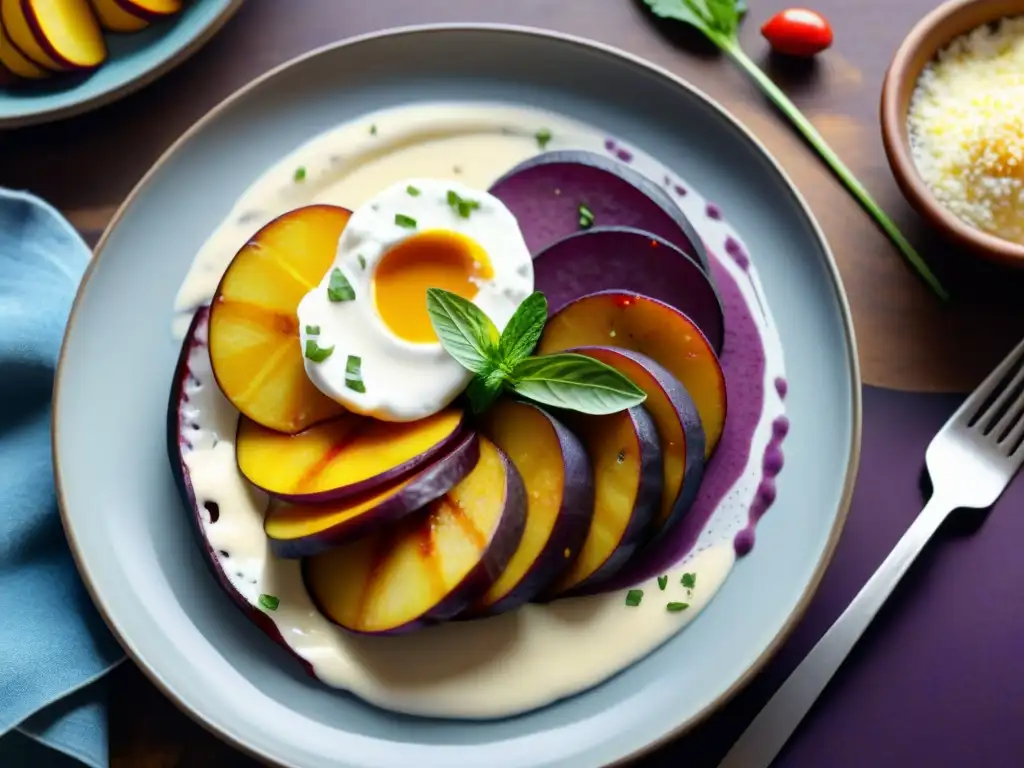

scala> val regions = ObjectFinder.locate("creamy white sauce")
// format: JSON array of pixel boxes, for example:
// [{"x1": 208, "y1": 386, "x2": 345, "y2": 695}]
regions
[{"x1": 174, "y1": 103, "x2": 786, "y2": 718}]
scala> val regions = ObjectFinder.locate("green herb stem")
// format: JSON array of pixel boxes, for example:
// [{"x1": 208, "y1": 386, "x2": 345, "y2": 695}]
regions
[{"x1": 717, "y1": 39, "x2": 948, "y2": 301}]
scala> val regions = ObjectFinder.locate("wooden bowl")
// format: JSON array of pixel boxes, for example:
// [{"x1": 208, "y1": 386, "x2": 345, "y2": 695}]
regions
[{"x1": 880, "y1": 0, "x2": 1024, "y2": 267}]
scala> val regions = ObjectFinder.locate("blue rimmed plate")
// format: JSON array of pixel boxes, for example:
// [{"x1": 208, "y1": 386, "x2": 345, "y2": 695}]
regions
[{"x1": 53, "y1": 24, "x2": 860, "y2": 768}]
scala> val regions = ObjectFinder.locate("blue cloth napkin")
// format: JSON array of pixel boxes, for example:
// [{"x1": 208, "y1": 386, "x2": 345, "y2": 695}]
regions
[{"x1": 0, "y1": 189, "x2": 125, "y2": 767}]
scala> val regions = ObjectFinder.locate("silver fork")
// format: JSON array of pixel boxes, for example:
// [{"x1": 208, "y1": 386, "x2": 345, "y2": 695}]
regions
[{"x1": 719, "y1": 337, "x2": 1024, "y2": 768}]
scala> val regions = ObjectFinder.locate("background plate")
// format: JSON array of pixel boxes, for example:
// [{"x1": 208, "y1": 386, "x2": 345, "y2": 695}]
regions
[
  {"x1": 53, "y1": 24, "x2": 860, "y2": 768},
  {"x1": 0, "y1": 0, "x2": 243, "y2": 129}
]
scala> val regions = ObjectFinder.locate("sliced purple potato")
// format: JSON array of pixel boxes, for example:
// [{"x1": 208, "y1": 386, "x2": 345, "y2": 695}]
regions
[
  {"x1": 468, "y1": 400, "x2": 594, "y2": 616},
  {"x1": 167, "y1": 308, "x2": 312, "y2": 675},
  {"x1": 546, "y1": 404, "x2": 663, "y2": 598},
  {"x1": 303, "y1": 437, "x2": 527, "y2": 634},
  {"x1": 538, "y1": 290, "x2": 727, "y2": 457},
  {"x1": 569, "y1": 346, "x2": 705, "y2": 541},
  {"x1": 533, "y1": 226, "x2": 724, "y2": 354},
  {"x1": 264, "y1": 432, "x2": 481, "y2": 559},
  {"x1": 488, "y1": 149, "x2": 710, "y2": 274},
  {"x1": 235, "y1": 408, "x2": 467, "y2": 504}
]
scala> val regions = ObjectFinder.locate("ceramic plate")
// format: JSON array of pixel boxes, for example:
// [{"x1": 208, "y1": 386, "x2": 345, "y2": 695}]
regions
[
  {"x1": 0, "y1": 0, "x2": 243, "y2": 128},
  {"x1": 53, "y1": 24, "x2": 860, "y2": 768}
]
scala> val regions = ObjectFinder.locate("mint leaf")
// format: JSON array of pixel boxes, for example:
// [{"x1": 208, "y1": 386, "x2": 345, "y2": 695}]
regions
[
  {"x1": 666, "y1": 601, "x2": 690, "y2": 612},
  {"x1": 465, "y1": 368, "x2": 507, "y2": 414},
  {"x1": 644, "y1": 0, "x2": 712, "y2": 31},
  {"x1": 625, "y1": 589, "x2": 643, "y2": 607},
  {"x1": 535, "y1": 128, "x2": 552, "y2": 149},
  {"x1": 681, "y1": 572, "x2": 697, "y2": 589},
  {"x1": 406, "y1": 185, "x2": 421, "y2": 196},
  {"x1": 642, "y1": 0, "x2": 746, "y2": 37},
  {"x1": 305, "y1": 325, "x2": 320, "y2": 335},
  {"x1": 258, "y1": 594, "x2": 280, "y2": 611},
  {"x1": 293, "y1": 166, "x2": 307, "y2": 182},
  {"x1": 658, "y1": 575, "x2": 668, "y2": 591},
  {"x1": 498, "y1": 292, "x2": 547, "y2": 368},
  {"x1": 426, "y1": 288, "x2": 500, "y2": 375},
  {"x1": 395, "y1": 214, "x2": 417, "y2": 228},
  {"x1": 706, "y1": 0, "x2": 746, "y2": 33},
  {"x1": 327, "y1": 268, "x2": 355, "y2": 302},
  {"x1": 510, "y1": 353, "x2": 646, "y2": 415}
]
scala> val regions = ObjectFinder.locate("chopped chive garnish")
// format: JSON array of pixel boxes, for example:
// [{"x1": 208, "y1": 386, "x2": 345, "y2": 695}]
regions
[
  {"x1": 305, "y1": 339, "x2": 334, "y2": 363},
  {"x1": 657, "y1": 575, "x2": 668, "y2": 591},
  {"x1": 578, "y1": 203, "x2": 595, "y2": 229},
  {"x1": 305, "y1": 325, "x2": 321, "y2": 335},
  {"x1": 625, "y1": 589, "x2": 643, "y2": 607},
  {"x1": 446, "y1": 189, "x2": 480, "y2": 218},
  {"x1": 666, "y1": 602, "x2": 689, "y2": 612},
  {"x1": 293, "y1": 166, "x2": 307, "y2": 182},
  {"x1": 327, "y1": 268, "x2": 355, "y2": 302},
  {"x1": 681, "y1": 572, "x2": 697, "y2": 590},
  {"x1": 369, "y1": 124, "x2": 377, "y2": 135},
  {"x1": 357, "y1": 254, "x2": 367, "y2": 270},
  {"x1": 345, "y1": 355, "x2": 365, "y2": 393},
  {"x1": 535, "y1": 127, "x2": 552, "y2": 149},
  {"x1": 258, "y1": 594, "x2": 280, "y2": 611},
  {"x1": 395, "y1": 213, "x2": 417, "y2": 228},
  {"x1": 406, "y1": 185, "x2": 421, "y2": 197}
]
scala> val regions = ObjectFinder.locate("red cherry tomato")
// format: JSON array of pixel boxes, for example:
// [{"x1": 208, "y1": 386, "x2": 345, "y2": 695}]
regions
[{"x1": 761, "y1": 8, "x2": 834, "y2": 57}]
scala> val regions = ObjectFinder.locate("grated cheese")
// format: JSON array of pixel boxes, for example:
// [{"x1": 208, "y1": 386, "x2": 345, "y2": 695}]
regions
[{"x1": 908, "y1": 16, "x2": 1024, "y2": 244}]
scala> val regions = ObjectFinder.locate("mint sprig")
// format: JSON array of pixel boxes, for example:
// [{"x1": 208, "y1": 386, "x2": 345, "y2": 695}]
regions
[
  {"x1": 426, "y1": 288, "x2": 646, "y2": 416},
  {"x1": 641, "y1": 0, "x2": 948, "y2": 301},
  {"x1": 424, "y1": 289, "x2": 500, "y2": 375}
]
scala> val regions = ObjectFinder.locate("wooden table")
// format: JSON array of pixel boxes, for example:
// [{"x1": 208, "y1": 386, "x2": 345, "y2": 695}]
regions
[{"x1": 3, "y1": 0, "x2": 1022, "y2": 765}]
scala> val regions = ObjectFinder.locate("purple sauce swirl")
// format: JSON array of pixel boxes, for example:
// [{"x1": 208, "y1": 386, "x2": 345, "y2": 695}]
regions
[
  {"x1": 734, "y1": 416, "x2": 789, "y2": 556},
  {"x1": 725, "y1": 237, "x2": 750, "y2": 271}
]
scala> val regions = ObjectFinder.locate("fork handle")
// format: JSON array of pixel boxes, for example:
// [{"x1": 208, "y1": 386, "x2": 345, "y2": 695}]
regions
[{"x1": 718, "y1": 497, "x2": 950, "y2": 768}]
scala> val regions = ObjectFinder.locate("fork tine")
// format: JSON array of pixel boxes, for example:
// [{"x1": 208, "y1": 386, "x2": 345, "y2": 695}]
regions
[
  {"x1": 1003, "y1": 398, "x2": 1024, "y2": 458},
  {"x1": 982, "y1": 362, "x2": 1024, "y2": 436},
  {"x1": 958, "y1": 337, "x2": 1024, "y2": 426}
]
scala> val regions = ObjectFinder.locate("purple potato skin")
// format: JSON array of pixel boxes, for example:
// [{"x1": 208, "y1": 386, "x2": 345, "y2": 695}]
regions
[
  {"x1": 303, "y1": 442, "x2": 528, "y2": 635},
  {"x1": 534, "y1": 227, "x2": 725, "y2": 355},
  {"x1": 466, "y1": 403, "x2": 596, "y2": 618},
  {"x1": 570, "y1": 346, "x2": 706, "y2": 550},
  {"x1": 545, "y1": 403, "x2": 664, "y2": 599},
  {"x1": 265, "y1": 432, "x2": 481, "y2": 559},
  {"x1": 241, "y1": 412, "x2": 469, "y2": 505},
  {"x1": 167, "y1": 308, "x2": 315, "y2": 678},
  {"x1": 488, "y1": 149, "x2": 711, "y2": 274}
]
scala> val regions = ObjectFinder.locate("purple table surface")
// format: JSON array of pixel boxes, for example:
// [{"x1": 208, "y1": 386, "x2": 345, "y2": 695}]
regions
[{"x1": 650, "y1": 386, "x2": 1024, "y2": 767}]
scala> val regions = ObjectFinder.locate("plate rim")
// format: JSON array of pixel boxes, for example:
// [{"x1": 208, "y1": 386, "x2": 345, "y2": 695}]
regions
[
  {"x1": 0, "y1": 0, "x2": 246, "y2": 130},
  {"x1": 52, "y1": 21, "x2": 863, "y2": 767}
]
